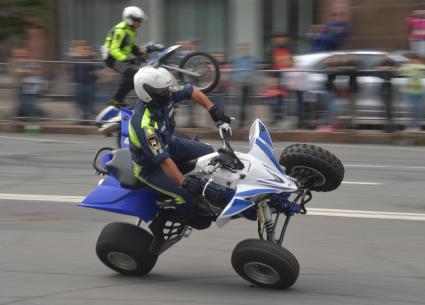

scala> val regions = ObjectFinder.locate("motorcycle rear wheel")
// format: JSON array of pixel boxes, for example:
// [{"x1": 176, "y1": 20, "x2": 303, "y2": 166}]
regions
[
  {"x1": 96, "y1": 222, "x2": 158, "y2": 276},
  {"x1": 179, "y1": 51, "x2": 220, "y2": 93},
  {"x1": 231, "y1": 239, "x2": 299, "y2": 289}
]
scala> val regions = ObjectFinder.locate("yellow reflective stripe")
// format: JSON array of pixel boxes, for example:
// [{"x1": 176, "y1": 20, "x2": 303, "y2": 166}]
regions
[
  {"x1": 128, "y1": 123, "x2": 141, "y2": 148},
  {"x1": 141, "y1": 108, "x2": 158, "y2": 130},
  {"x1": 133, "y1": 163, "x2": 185, "y2": 204},
  {"x1": 141, "y1": 109, "x2": 159, "y2": 154}
]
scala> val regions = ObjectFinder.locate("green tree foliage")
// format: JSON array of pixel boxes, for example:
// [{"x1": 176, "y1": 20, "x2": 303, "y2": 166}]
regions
[{"x1": 0, "y1": 0, "x2": 53, "y2": 41}]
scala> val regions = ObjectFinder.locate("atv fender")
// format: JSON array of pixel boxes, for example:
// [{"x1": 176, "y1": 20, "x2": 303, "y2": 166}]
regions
[{"x1": 79, "y1": 176, "x2": 159, "y2": 222}]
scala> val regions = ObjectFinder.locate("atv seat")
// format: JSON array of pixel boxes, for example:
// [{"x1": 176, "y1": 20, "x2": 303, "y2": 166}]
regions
[
  {"x1": 105, "y1": 149, "x2": 145, "y2": 189},
  {"x1": 105, "y1": 149, "x2": 198, "y2": 190}
]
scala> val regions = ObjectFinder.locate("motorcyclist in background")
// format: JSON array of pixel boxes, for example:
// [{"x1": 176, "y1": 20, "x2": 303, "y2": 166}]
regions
[
  {"x1": 129, "y1": 66, "x2": 232, "y2": 229},
  {"x1": 102, "y1": 6, "x2": 163, "y2": 108}
]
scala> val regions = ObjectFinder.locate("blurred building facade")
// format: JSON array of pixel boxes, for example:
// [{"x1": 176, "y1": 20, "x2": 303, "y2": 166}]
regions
[
  {"x1": 319, "y1": 0, "x2": 425, "y2": 51},
  {"x1": 5, "y1": 0, "x2": 425, "y2": 62},
  {"x1": 56, "y1": 0, "x2": 316, "y2": 61}
]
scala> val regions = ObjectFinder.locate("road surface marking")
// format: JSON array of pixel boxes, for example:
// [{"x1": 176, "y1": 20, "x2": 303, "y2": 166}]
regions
[
  {"x1": 1, "y1": 193, "x2": 424, "y2": 221},
  {"x1": 229, "y1": 143, "x2": 425, "y2": 153},
  {"x1": 317, "y1": 143, "x2": 425, "y2": 152},
  {"x1": 0, "y1": 193, "x2": 83, "y2": 203},
  {"x1": 342, "y1": 181, "x2": 383, "y2": 185},
  {"x1": 345, "y1": 164, "x2": 425, "y2": 170},
  {"x1": 0, "y1": 135, "x2": 87, "y2": 144},
  {"x1": 308, "y1": 208, "x2": 425, "y2": 221}
]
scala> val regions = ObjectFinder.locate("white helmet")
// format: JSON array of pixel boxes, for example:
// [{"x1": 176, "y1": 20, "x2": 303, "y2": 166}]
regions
[
  {"x1": 123, "y1": 6, "x2": 147, "y2": 25},
  {"x1": 134, "y1": 66, "x2": 176, "y2": 103}
]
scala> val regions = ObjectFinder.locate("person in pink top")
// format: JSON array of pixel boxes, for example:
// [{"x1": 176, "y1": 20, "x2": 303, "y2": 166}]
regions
[{"x1": 407, "y1": 10, "x2": 425, "y2": 58}]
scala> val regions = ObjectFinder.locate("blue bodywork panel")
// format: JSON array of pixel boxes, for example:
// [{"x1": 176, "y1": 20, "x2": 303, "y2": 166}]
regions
[
  {"x1": 222, "y1": 198, "x2": 255, "y2": 217},
  {"x1": 79, "y1": 176, "x2": 159, "y2": 222}
]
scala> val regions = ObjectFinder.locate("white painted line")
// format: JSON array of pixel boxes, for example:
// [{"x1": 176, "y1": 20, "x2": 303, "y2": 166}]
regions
[
  {"x1": 232, "y1": 142, "x2": 425, "y2": 153},
  {"x1": 0, "y1": 193, "x2": 83, "y2": 203},
  {"x1": 308, "y1": 208, "x2": 425, "y2": 221},
  {"x1": 0, "y1": 135, "x2": 87, "y2": 144},
  {"x1": 315, "y1": 143, "x2": 425, "y2": 152},
  {"x1": 342, "y1": 181, "x2": 383, "y2": 185},
  {"x1": 1, "y1": 193, "x2": 425, "y2": 222},
  {"x1": 345, "y1": 164, "x2": 425, "y2": 170}
]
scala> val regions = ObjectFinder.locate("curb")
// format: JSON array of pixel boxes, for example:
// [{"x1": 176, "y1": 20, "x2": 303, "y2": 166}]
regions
[{"x1": 1, "y1": 121, "x2": 425, "y2": 146}]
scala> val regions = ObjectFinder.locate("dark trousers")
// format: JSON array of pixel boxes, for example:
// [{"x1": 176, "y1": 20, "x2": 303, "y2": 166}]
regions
[
  {"x1": 267, "y1": 95, "x2": 285, "y2": 126},
  {"x1": 295, "y1": 90, "x2": 305, "y2": 128},
  {"x1": 136, "y1": 136, "x2": 214, "y2": 216},
  {"x1": 239, "y1": 83, "x2": 251, "y2": 128},
  {"x1": 75, "y1": 83, "x2": 95, "y2": 119},
  {"x1": 113, "y1": 66, "x2": 138, "y2": 104}
]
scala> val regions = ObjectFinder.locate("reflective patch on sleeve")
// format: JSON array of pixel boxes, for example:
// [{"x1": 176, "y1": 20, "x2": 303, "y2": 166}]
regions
[{"x1": 145, "y1": 131, "x2": 163, "y2": 156}]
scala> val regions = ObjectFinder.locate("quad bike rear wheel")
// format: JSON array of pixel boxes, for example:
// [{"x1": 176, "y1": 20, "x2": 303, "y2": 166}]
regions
[
  {"x1": 96, "y1": 222, "x2": 158, "y2": 276},
  {"x1": 279, "y1": 144, "x2": 344, "y2": 192},
  {"x1": 231, "y1": 239, "x2": 299, "y2": 289}
]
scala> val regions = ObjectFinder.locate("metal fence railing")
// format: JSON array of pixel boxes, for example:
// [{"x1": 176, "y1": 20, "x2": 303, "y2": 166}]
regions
[{"x1": 0, "y1": 60, "x2": 423, "y2": 132}]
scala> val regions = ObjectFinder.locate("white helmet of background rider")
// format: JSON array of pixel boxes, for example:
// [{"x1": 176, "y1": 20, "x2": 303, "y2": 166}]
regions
[
  {"x1": 134, "y1": 66, "x2": 177, "y2": 103},
  {"x1": 122, "y1": 6, "x2": 147, "y2": 26}
]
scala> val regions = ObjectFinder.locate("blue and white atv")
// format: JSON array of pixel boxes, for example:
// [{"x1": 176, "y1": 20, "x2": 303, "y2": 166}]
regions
[{"x1": 80, "y1": 119, "x2": 344, "y2": 289}]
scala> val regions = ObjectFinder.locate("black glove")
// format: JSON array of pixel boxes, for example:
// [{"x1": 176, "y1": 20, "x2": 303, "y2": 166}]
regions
[
  {"x1": 182, "y1": 177, "x2": 221, "y2": 216},
  {"x1": 182, "y1": 176, "x2": 203, "y2": 196},
  {"x1": 209, "y1": 105, "x2": 231, "y2": 124}
]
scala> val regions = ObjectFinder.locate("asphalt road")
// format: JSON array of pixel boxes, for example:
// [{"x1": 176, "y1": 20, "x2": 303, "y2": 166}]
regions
[{"x1": 0, "y1": 132, "x2": 425, "y2": 305}]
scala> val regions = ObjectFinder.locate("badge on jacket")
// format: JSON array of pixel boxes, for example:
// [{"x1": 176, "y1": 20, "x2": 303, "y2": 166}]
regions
[{"x1": 148, "y1": 134, "x2": 162, "y2": 154}]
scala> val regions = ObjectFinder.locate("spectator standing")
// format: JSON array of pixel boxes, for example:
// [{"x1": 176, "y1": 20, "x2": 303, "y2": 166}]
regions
[
  {"x1": 270, "y1": 34, "x2": 292, "y2": 127},
  {"x1": 70, "y1": 40, "x2": 98, "y2": 123},
  {"x1": 271, "y1": 33, "x2": 292, "y2": 72},
  {"x1": 309, "y1": 11, "x2": 350, "y2": 52},
  {"x1": 21, "y1": 62, "x2": 46, "y2": 119},
  {"x1": 8, "y1": 48, "x2": 29, "y2": 117},
  {"x1": 397, "y1": 53, "x2": 425, "y2": 132},
  {"x1": 407, "y1": 10, "x2": 425, "y2": 59},
  {"x1": 316, "y1": 56, "x2": 339, "y2": 131},
  {"x1": 176, "y1": 39, "x2": 201, "y2": 127},
  {"x1": 231, "y1": 43, "x2": 256, "y2": 128},
  {"x1": 309, "y1": 24, "x2": 327, "y2": 53},
  {"x1": 209, "y1": 52, "x2": 230, "y2": 112},
  {"x1": 261, "y1": 76, "x2": 285, "y2": 127},
  {"x1": 376, "y1": 57, "x2": 396, "y2": 133}
]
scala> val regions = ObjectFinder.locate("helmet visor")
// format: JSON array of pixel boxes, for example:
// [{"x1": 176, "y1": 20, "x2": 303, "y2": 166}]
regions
[
  {"x1": 143, "y1": 84, "x2": 171, "y2": 97},
  {"x1": 130, "y1": 16, "x2": 143, "y2": 23}
]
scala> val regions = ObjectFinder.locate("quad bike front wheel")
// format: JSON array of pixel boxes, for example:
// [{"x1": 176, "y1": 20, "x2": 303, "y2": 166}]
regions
[
  {"x1": 231, "y1": 239, "x2": 300, "y2": 289},
  {"x1": 279, "y1": 144, "x2": 344, "y2": 192},
  {"x1": 96, "y1": 222, "x2": 158, "y2": 276}
]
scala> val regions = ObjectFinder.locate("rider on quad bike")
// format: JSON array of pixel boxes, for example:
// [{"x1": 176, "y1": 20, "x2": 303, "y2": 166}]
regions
[
  {"x1": 129, "y1": 66, "x2": 232, "y2": 229},
  {"x1": 102, "y1": 6, "x2": 163, "y2": 108}
]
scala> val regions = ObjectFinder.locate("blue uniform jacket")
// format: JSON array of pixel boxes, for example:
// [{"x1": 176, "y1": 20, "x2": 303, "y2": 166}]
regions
[{"x1": 128, "y1": 83, "x2": 193, "y2": 174}]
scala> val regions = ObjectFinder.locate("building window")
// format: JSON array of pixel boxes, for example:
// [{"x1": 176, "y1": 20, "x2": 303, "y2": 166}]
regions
[
  {"x1": 164, "y1": 0, "x2": 227, "y2": 53},
  {"x1": 263, "y1": 0, "x2": 315, "y2": 59}
]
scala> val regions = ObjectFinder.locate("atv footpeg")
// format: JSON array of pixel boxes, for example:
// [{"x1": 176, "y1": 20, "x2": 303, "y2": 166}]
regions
[{"x1": 183, "y1": 226, "x2": 192, "y2": 238}]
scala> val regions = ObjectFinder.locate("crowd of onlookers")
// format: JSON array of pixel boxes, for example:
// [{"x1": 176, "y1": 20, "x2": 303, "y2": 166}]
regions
[{"x1": 2, "y1": 8, "x2": 425, "y2": 132}]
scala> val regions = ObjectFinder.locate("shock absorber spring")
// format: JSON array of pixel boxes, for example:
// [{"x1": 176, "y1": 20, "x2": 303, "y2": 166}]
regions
[
  {"x1": 264, "y1": 219, "x2": 275, "y2": 241},
  {"x1": 259, "y1": 201, "x2": 276, "y2": 242}
]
